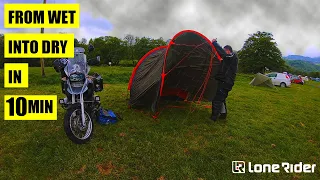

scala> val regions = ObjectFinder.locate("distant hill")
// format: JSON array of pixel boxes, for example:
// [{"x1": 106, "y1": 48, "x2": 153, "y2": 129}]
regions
[
  {"x1": 284, "y1": 55, "x2": 320, "y2": 64},
  {"x1": 285, "y1": 60, "x2": 320, "y2": 72}
]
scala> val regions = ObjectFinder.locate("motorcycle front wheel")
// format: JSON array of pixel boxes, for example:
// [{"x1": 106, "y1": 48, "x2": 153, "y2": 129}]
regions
[{"x1": 64, "y1": 108, "x2": 93, "y2": 144}]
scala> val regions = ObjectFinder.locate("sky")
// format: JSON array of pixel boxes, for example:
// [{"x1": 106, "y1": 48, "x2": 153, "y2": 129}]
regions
[{"x1": 1, "y1": 0, "x2": 320, "y2": 57}]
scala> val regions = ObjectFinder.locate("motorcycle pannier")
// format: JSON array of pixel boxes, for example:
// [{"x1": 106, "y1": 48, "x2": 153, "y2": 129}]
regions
[{"x1": 94, "y1": 75, "x2": 103, "y2": 92}]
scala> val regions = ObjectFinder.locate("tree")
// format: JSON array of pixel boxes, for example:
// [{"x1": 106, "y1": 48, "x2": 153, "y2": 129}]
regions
[
  {"x1": 238, "y1": 31, "x2": 285, "y2": 74},
  {"x1": 151, "y1": 37, "x2": 166, "y2": 48},
  {"x1": 133, "y1": 37, "x2": 166, "y2": 60},
  {"x1": 106, "y1": 36, "x2": 127, "y2": 65},
  {"x1": 89, "y1": 38, "x2": 94, "y2": 45},
  {"x1": 124, "y1": 34, "x2": 136, "y2": 65},
  {"x1": 91, "y1": 37, "x2": 105, "y2": 63},
  {"x1": 91, "y1": 36, "x2": 126, "y2": 65},
  {"x1": 74, "y1": 38, "x2": 80, "y2": 46},
  {"x1": 80, "y1": 38, "x2": 87, "y2": 45},
  {"x1": 309, "y1": 71, "x2": 320, "y2": 78},
  {"x1": 134, "y1": 37, "x2": 151, "y2": 60}
]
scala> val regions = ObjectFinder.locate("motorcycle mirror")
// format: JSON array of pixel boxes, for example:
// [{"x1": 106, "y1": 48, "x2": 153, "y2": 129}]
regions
[
  {"x1": 88, "y1": 44, "x2": 94, "y2": 52},
  {"x1": 88, "y1": 56, "x2": 100, "y2": 66}
]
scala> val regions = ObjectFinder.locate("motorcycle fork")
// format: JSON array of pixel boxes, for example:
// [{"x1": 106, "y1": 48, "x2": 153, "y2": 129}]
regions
[
  {"x1": 80, "y1": 93, "x2": 86, "y2": 127},
  {"x1": 71, "y1": 94, "x2": 86, "y2": 127}
]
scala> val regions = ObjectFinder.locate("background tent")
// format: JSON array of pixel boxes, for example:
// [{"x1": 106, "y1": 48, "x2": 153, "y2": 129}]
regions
[
  {"x1": 249, "y1": 73, "x2": 274, "y2": 88},
  {"x1": 128, "y1": 30, "x2": 222, "y2": 112}
]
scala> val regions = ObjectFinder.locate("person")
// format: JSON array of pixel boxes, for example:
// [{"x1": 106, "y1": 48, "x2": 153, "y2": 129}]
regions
[{"x1": 210, "y1": 38, "x2": 238, "y2": 121}]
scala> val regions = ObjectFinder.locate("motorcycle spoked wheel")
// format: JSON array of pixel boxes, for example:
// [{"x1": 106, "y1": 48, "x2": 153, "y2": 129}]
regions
[{"x1": 64, "y1": 108, "x2": 93, "y2": 144}]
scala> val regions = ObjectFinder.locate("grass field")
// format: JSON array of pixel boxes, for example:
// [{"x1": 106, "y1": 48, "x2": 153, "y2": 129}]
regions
[{"x1": 0, "y1": 66, "x2": 320, "y2": 179}]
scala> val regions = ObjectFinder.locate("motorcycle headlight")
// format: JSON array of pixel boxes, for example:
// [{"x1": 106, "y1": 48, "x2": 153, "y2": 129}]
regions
[
  {"x1": 69, "y1": 74, "x2": 85, "y2": 88},
  {"x1": 69, "y1": 74, "x2": 85, "y2": 82}
]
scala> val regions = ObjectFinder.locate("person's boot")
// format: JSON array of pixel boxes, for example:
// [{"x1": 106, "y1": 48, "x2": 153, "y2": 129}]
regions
[
  {"x1": 210, "y1": 113, "x2": 220, "y2": 121},
  {"x1": 210, "y1": 101, "x2": 222, "y2": 121},
  {"x1": 219, "y1": 113, "x2": 227, "y2": 119}
]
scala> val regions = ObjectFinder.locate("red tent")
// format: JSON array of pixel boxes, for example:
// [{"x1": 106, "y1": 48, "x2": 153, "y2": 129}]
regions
[{"x1": 128, "y1": 30, "x2": 222, "y2": 112}]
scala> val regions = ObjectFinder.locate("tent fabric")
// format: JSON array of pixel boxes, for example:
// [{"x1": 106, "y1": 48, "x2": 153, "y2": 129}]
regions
[
  {"x1": 249, "y1": 73, "x2": 274, "y2": 88},
  {"x1": 128, "y1": 46, "x2": 167, "y2": 111},
  {"x1": 128, "y1": 30, "x2": 223, "y2": 112}
]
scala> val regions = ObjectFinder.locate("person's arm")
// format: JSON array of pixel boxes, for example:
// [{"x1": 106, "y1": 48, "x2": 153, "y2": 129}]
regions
[
  {"x1": 212, "y1": 39, "x2": 227, "y2": 58},
  {"x1": 211, "y1": 39, "x2": 226, "y2": 82}
]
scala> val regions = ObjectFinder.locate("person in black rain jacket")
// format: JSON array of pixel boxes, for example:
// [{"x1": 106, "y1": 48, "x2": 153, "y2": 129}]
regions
[{"x1": 211, "y1": 38, "x2": 238, "y2": 121}]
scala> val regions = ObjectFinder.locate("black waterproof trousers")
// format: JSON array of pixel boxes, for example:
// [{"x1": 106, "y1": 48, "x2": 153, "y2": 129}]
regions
[{"x1": 211, "y1": 82, "x2": 231, "y2": 119}]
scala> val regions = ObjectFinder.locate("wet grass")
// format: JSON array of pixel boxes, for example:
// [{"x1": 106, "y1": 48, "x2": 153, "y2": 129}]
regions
[{"x1": 0, "y1": 67, "x2": 319, "y2": 179}]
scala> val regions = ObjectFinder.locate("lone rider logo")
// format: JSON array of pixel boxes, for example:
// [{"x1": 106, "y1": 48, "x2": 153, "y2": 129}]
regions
[{"x1": 232, "y1": 161, "x2": 245, "y2": 173}]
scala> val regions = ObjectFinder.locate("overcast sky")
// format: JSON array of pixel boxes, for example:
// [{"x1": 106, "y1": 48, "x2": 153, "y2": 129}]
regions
[{"x1": 1, "y1": 0, "x2": 320, "y2": 57}]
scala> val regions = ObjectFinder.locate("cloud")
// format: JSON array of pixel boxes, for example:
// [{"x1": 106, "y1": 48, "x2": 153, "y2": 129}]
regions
[
  {"x1": 0, "y1": 0, "x2": 112, "y2": 40},
  {"x1": 1, "y1": 0, "x2": 319, "y2": 57},
  {"x1": 303, "y1": 46, "x2": 320, "y2": 58},
  {"x1": 75, "y1": 0, "x2": 320, "y2": 57}
]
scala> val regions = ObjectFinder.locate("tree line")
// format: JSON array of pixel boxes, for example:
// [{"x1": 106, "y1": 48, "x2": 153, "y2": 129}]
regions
[{"x1": 0, "y1": 32, "x2": 319, "y2": 77}]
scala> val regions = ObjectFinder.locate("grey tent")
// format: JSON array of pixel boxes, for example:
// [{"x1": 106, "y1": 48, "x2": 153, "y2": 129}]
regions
[{"x1": 249, "y1": 73, "x2": 274, "y2": 88}]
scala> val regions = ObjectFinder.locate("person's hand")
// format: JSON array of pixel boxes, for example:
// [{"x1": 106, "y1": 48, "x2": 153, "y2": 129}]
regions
[{"x1": 212, "y1": 38, "x2": 217, "y2": 43}]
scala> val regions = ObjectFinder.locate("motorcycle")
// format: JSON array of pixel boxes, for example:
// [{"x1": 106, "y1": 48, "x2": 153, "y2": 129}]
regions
[{"x1": 53, "y1": 45, "x2": 103, "y2": 144}]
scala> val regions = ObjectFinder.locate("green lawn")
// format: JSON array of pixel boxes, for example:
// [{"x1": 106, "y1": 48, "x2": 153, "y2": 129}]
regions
[{"x1": 0, "y1": 67, "x2": 320, "y2": 179}]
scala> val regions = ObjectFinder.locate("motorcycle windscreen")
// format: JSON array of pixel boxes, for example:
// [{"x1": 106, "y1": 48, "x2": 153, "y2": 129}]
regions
[
  {"x1": 65, "y1": 53, "x2": 89, "y2": 94},
  {"x1": 65, "y1": 53, "x2": 88, "y2": 76}
]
